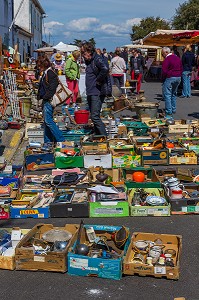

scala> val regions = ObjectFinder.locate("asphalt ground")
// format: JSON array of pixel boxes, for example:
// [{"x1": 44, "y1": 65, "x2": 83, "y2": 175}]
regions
[{"x1": 0, "y1": 81, "x2": 199, "y2": 300}]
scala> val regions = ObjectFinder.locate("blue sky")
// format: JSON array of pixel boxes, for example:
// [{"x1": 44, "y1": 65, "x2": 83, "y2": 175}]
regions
[{"x1": 39, "y1": 0, "x2": 185, "y2": 51}]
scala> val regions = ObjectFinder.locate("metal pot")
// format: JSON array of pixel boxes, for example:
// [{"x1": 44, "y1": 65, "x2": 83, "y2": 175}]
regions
[{"x1": 134, "y1": 102, "x2": 159, "y2": 118}]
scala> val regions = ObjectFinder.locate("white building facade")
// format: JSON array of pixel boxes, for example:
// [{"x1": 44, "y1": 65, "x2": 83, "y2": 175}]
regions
[
  {"x1": 13, "y1": 0, "x2": 45, "y2": 60},
  {"x1": 0, "y1": 0, "x2": 14, "y2": 48}
]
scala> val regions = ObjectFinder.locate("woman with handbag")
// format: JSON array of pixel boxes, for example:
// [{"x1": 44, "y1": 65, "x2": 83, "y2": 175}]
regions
[
  {"x1": 37, "y1": 55, "x2": 65, "y2": 143},
  {"x1": 130, "y1": 49, "x2": 145, "y2": 93}
]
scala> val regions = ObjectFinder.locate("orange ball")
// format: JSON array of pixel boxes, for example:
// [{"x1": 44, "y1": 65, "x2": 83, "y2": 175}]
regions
[{"x1": 132, "y1": 171, "x2": 145, "y2": 182}]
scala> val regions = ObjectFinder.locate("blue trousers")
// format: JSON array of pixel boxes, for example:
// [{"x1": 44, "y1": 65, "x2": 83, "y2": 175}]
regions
[
  {"x1": 182, "y1": 71, "x2": 191, "y2": 97},
  {"x1": 162, "y1": 77, "x2": 181, "y2": 115},
  {"x1": 87, "y1": 95, "x2": 107, "y2": 136},
  {"x1": 43, "y1": 101, "x2": 65, "y2": 143}
]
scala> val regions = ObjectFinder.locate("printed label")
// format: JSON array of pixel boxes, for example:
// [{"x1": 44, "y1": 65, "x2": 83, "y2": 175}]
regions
[
  {"x1": 34, "y1": 256, "x2": 45, "y2": 262},
  {"x1": 154, "y1": 266, "x2": 166, "y2": 275},
  {"x1": 70, "y1": 258, "x2": 88, "y2": 268}
]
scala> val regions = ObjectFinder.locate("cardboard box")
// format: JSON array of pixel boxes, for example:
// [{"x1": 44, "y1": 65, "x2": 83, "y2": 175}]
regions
[
  {"x1": 111, "y1": 147, "x2": 141, "y2": 168},
  {"x1": 15, "y1": 223, "x2": 79, "y2": 272},
  {"x1": 88, "y1": 167, "x2": 122, "y2": 183},
  {"x1": 82, "y1": 142, "x2": 109, "y2": 155},
  {"x1": 50, "y1": 189, "x2": 89, "y2": 218},
  {"x1": 141, "y1": 149, "x2": 169, "y2": 166},
  {"x1": 123, "y1": 232, "x2": 182, "y2": 280},
  {"x1": 168, "y1": 120, "x2": 198, "y2": 133},
  {"x1": 169, "y1": 151, "x2": 198, "y2": 165},
  {"x1": 166, "y1": 184, "x2": 199, "y2": 214},
  {"x1": 0, "y1": 177, "x2": 19, "y2": 189},
  {"x1": 10, "y1": 207, "x2": 49, "y2": 219},
  {"x1": 68, "y1": 224, "x2": 130, "y2": 280},
  {"x1": 89, "y1": 201, "x2": 129, "y2": 217},
  {"x1": 84, "y1": 153, "x2": 112, "y2": 168},
  {"x1": 0, "y1": 228, "x2": 30, "y2": 270},
  {"x1": 128, "y1": 188, "x2": 170, "y2": 217},
  {"x1": 123, "y1": 167, "x2": 161, "y2": 188},
  {"x1": 25, "y1": 153, "x2": 55, "y2": 171}
]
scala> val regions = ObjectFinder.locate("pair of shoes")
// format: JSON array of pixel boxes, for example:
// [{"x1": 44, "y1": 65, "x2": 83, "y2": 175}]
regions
[{"x1": 164, "y1": 114, "x2": 173, "y2": 119}]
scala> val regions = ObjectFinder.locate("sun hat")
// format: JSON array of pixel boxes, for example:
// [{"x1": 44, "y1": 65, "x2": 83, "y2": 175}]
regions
[{"x1": 55, "y1": 53, "x2": 62, "y2": 61}]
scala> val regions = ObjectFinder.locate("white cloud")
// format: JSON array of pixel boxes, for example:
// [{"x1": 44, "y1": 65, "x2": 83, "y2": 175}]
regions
[
  {"x1": 97, "y1": 18, "x2": 141, "y2": 36},
  {"x1": 68, "y1": 17, "x2": 100, "y2": 31},
  {"x1": 44, "y1": 21, "x2": 64, "y2": 34}
]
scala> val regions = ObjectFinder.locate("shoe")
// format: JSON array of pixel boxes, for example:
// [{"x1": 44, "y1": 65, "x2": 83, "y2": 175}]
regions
[
  {"x1": 172, "y1": 111, "x2": 176, "y2": 114},
  {"x1": 179, "y1": 95, "x2": 186, "y2": 98},
  {"x1": 187, "y1": 96, "x2": 191, "y2": 98},
  {"x1": 164, "y1": 114, "x2": 173, "y2": 119}
]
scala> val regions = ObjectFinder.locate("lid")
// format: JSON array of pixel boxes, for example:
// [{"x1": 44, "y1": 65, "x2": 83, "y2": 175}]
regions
[
  {"x1": 172, "y1": 189, "x2": 183, "y2": 194},
  {"x1": 134, "y1": 102, "x2": 159, "y2": 108}
]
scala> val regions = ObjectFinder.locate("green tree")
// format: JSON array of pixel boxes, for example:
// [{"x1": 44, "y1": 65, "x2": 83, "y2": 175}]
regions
[
  {"x1": 130, "y1": 17, "x2": 170, "y2": 41},
  {"x1": 73, "y1": 39, "x2": 82, "y2": 47},
  {"x1": 172, "y1": 0, "x2": 199, "y2": 29},
  {"x1": 88, "y1": 37, "x2": 96, "y2": 47}
]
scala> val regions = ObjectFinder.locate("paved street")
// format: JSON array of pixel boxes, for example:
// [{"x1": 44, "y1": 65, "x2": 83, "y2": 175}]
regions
[{"x1": 0, "y1": 81, "x2": 199, "y2": 300}]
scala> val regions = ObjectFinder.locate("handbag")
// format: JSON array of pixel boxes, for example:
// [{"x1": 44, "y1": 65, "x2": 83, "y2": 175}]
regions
[{"x1": 51, "y1": 78, "x2": 72, "y2": 108}]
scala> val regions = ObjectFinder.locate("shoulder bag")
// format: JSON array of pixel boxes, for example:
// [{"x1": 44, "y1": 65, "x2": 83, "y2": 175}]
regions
[{"x1": 46, "y1": 69, "x2": 73, "y2": 107}]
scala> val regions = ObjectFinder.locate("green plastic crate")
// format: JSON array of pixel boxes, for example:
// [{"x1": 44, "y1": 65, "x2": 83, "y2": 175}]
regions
[{"x1": 122, "y1": 121, "x2": 149, "y2": 136}]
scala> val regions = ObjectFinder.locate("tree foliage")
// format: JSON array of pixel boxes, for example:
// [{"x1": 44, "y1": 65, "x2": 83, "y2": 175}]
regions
[
  {"x1": 130, "y1": 17, "x2": 170, "y2": 41},
  {"x1": 73, "y1": 38, "x2": 96, "y2": 47},
  {"x1": 172, "y1": 0, "x2": 199, "y2": 29}
]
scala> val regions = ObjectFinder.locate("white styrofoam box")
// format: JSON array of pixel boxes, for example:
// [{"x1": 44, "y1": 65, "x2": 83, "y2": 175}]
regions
[
  {"x1": 28, "y1": 136, "x2": 44, "y2": 144},
  {"x1": 27, "y1": 130, "x2": 44, "y2": 137},
  {"x1": 84, "y1": 154, "x2": 112, "y2": 168}
]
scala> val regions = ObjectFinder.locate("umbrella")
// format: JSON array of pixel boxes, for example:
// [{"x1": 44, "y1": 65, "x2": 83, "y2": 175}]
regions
[
  {"x1": 53, "y1": 42, "x2": 79, "y2": 53},
  {"x1": 35, "y1": 46, "x2": 55, "y2": 53},
  {"x1": 143, "y1": 29, "x2": 199, "y2": 46}
]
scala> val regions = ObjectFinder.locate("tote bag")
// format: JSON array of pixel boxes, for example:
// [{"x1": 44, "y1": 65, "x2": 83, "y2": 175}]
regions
[{"x1": 51, "y1": 79, "x2": 72, "y2": 108}]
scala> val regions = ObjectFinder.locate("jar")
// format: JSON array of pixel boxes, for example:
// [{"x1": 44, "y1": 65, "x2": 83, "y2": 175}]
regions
[{"x1": 170, "y1": 188, "x2": 183, "y2": 199}]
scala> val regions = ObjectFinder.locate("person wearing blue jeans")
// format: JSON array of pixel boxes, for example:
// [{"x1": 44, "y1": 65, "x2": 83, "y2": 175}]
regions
[
  {"x1": 181, "y1": 71, "x2": 192, "y2": 98},
  {"x1": 161, "y1": 47, "x2": 182, "y2": 119},
  {"x1": 181, "y1": 45, "x2": 195, "y2": 98},
  {"x1": 87, "y1": 95, "x2": 106, "y2": 135},
  {"x1": 43, "y1": 101, "x2": 65, "y2": 143},
  {"x1": 162, "y1": 77, "x2": 181, "y2": 115},
  {"x1": 37, "y1": 55, "x2": 65, "y2": 143},
  {"x1": 81, "y1": 42, "x2": 110, "y2": 136}
]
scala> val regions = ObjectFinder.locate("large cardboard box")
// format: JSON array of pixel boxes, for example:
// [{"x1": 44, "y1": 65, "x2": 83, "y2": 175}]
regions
[
  {"x1": 112, "y1": 148, "x2": 141, "y2": 168},
  {"x1": 123, "y1": 232, "x2": 181, "y2": 280},
  {"x1": 15, "y1": 223, "x2": 78, "y2": 272},
  {"x1": 55, "y1": 156, "x2": 84, "y2": 168},
  {"x1": 128, "y1": 188, "x2": 170, "y2": 217},
  {"x1": 25, "y1": 153, "x2": 55, "y2": 171},
  {"x1": 50, "y1": 188, "x2": 89, "y2": 218},
  {"x1": 10, "y1": 207, "x2": 49, "y2": 219},
  {"x1": 123, "y1": 167, "x2": 161, "y2": 188},
  {"x1": 141, "y1": 149, "x2": 169, "y2": 166},
  {"x1": 89, "y1": 201, "x2": 129, "y2": 217},
  {"x1": 68, "y1": 225, "x2": 130, "y2": 280},
  {"x1": 84, "y1": 153, "x2": 112, "y2": 168},
  {"x1": 0, "y1": 228, "x2": 29, "y2": 270}
]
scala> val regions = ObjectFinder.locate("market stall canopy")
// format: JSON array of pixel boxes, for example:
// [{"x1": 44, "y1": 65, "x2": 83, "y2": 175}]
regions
[
  {"x1": 143, "y1": 29, "x2": 199, "y2": 46},
  {"x1": 35, "y1": 46, "x2": 55, "y2": 53},
  {"x1": 53, "y1": 42, "x2": 79, "y2": 52},
  {"x1": 122, "y1": 44, "x2": 161, "y2": 49}
]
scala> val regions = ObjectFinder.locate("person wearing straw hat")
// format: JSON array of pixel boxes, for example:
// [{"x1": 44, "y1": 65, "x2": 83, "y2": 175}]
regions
[{"x1": 53, "y1": 53, "x2": 65, "y2": 74}]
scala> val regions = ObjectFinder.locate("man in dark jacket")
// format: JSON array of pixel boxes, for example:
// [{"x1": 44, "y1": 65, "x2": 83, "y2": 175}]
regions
[
  {"x1": 81, "y1": 42, "x2": 109, "y2": 136},
  {"x1": 181, "y1": 44, "x2": 195, "y2": 98}
]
